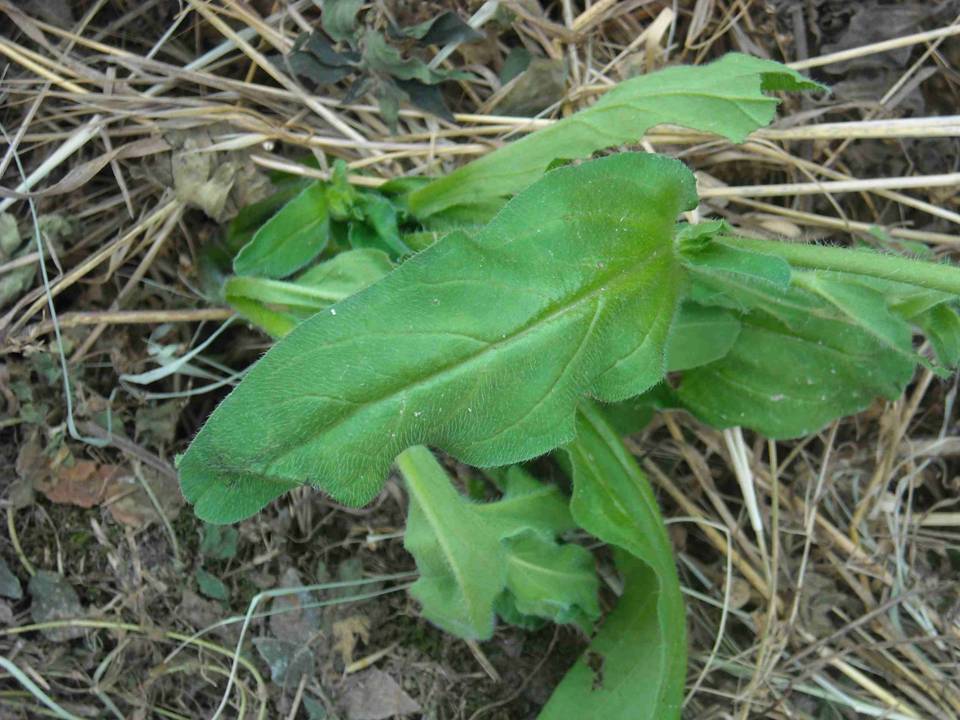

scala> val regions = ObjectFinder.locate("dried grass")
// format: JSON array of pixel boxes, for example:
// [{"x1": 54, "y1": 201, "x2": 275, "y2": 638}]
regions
[{"x1": 1, "y1": 1, "x2": 959, "y2": 718}]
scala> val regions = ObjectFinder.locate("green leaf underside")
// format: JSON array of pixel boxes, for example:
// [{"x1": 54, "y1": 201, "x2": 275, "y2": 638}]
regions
[
  {"x1": 541, "y1": 404, "x2": 685, "y2": 719},
  {"x1": 798, "y1": 273, "x2": 960, "y2": 370},
  {"x1": 408, "y1": 53, "x2": 823, "y2": 218},
  {"x1": 678, "y1": 266, "x2": 916, "y2": 438},
  {"x1": 179, "y1": 153, "x2": 696, "y2": 523},
  {"x1": 233, "y1": 181, "x2": 330, "y2": 279},
  {"x1": 399, "y1": 447, "x2": 590, "y2": 639}
]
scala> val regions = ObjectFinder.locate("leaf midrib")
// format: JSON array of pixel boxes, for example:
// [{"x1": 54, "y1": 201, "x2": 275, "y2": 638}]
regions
[{"x1": 410, "y1": 485, "x2": 490, "y2": 632}]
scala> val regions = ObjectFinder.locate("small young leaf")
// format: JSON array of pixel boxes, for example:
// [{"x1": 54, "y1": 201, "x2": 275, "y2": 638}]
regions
[
  {"x1": 543, "y1": 404, "x2": 685, "y2": 719},
  {"x1": 298, "y1": 31, "x2": 358, "y2": 67},
  {"x1": 234, "y1": 182, "x2": 330, "y2": 279},
  {"x1": 200, "y1": 523, "x2": 238, "y2": 561},
  {"x1": 408, "y1": 53, "x2": 823, "y2": 218},
  {"x1": 348, "y1": 193, "x2": 410, "y2": 256},
  {"x1": 179, "y1": 153, "x2": 695, "y2": 522},
  {"x1": 195, "y1": 568, "x2": 230, "y2": 601},
  {"x1": 500, "y1": 46, "x2": 532, "y2": 84},
  {"x1": 226, "y1": 178, "x2": 311, "y2": 253},
  {"x1": 375, "y1": 78, "x2": 404, "y2": 132},
  {"x1": 399, "y1": 446, "x2": 577, "y2": 639},
  {"x1": 502, "y1": 529, "x2": 599, "y2": 626},
  {"x1": 494, "y1": 591, "x2": 548, "y2": 630},
  {"x1": 402, "y1": 447, "x2": 501, "y2": 639},
  {"x1": 298, "y1": 248, "x2": 394, "y2": 295},
  {"x1": 473, "y1": 466, "x2": 574, "y2": 533}
]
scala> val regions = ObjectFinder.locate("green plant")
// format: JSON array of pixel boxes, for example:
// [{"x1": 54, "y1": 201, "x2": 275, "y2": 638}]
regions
[
  {"x1": 177, "y1": 55, "x2": 960, "y2": 718},
  {"x1": 278, "y1": 2, "x2": 482, "y2": 129}
]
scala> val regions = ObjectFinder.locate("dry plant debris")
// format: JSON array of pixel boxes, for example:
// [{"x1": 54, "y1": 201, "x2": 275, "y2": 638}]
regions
[{"x1": 1, "y1": 1, "x2": 960, "y2": 718}]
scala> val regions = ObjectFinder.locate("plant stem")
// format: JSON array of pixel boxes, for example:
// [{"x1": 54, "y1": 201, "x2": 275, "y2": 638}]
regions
[{"x1": 722, "y1": 235, "x2": 960, "y2": 295}]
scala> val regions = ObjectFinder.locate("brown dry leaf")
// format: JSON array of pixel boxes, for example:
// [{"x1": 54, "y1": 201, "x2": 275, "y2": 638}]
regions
[
  {"x1": 11, "y1": 430, "x2": 44, "y2": 508},
  {"x1": 165, "y1": 128, "x2": 272, "y2": 222},
  {"x1": 35, "y1": 460, "x2": 124, "y2": 508},
  {"x1": 333, "y1": 615, "x2": 371, "y2": 666},
  {"x1": 105, "y1": 467, "x2": 184, "y2": 529},
  {"x1": 339, "y1": 668, "x2": 421, "y2": 720}
]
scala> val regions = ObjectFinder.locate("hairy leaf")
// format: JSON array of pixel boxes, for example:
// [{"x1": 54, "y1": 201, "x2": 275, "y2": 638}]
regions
[
  {"x1": 234, "y1": 181, "x2": 330, "y2": 278},
  {"x1": 678, "y1": 270, "x2": 916, "y2": 438},
  {"x1": 800, "y1": 274, "x2": 960, "y2": 371},
  {"x1": 503, "y1": 529, "x2": 599, "y2": 627},
  {"x1": 398, "y1": 446, "x2": 584, "y2": 639},
  {"x1": 408, "y1": 53, "x2": 822, "y2": 218},
  {"x1": 400, "y1": 447, "x2": 505, "y2": 639},
  {"x1": 179, "y1": 153, "x2": 696, "y2": 523},
  {"x1": 682, "y1": 237, "x2": 792, "y2": 295},
  {"x1": 794, "y1": 271, "x2": 916, "y2": 361},
  {"x1": 541, "y1": 403, "x2": 685, "y2": 719}
]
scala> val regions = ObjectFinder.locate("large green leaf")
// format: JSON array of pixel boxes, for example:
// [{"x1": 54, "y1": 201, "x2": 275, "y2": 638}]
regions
[
  {"x1": 233, "y1": 181, "x2": 330, "y2": 278},
  {"x1": 540, "y1": 403, "x2": 685, "y2": 720},
  {"x1": 398, "y1": 447, "x2": 593, "y2": 639},
  {"x1": 677, "y1": 268, "x2": 916, "y2": 438},
  {"x1": 179, "y1": 153, "x2": 696, "y2": 523},
  {"x1": 408, "y1": 53, "x2": 822, "y2": 218}
]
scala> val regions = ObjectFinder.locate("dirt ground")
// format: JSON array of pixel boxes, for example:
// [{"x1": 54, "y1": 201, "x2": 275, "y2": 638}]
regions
[{"x1": 2, "y1": 1, "x2": 960, "y2": 718}]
